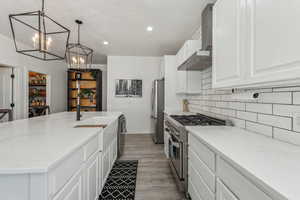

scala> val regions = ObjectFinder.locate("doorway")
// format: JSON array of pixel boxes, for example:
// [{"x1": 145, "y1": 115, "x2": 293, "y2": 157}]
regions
[
  {"x1": 0, "y1": 66, "x2": 14, "y2": 122},
  {"x1": 28, "y1": 71, "x2": 50, "y2": 118}
]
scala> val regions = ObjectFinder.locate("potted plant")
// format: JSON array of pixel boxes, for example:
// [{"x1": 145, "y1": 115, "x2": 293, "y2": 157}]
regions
[
  {"x1": 90, "y1": 71, "x2": 98, "y2": 80},
  {"x1": 79, "y1": 88, "x2": 96, "y2": 103}
]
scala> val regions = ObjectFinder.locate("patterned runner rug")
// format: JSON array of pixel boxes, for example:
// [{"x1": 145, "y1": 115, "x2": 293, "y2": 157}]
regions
[{"x1": 99, "y1": 160, "x2": 138, "y2": 200}]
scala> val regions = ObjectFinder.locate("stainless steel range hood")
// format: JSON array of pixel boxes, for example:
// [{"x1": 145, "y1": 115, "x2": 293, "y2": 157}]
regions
[{"x1": 178, "y1": 4, "x2": 213, "y2": 71}]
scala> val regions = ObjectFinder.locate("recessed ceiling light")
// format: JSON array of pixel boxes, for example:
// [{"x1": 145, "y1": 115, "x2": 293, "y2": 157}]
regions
[
  {"x1": 147, "y1": 26, "x2": 153, "y2": 32},
  {"x1": 103, "y1": 41, "x2": 109, "y2": 45}
]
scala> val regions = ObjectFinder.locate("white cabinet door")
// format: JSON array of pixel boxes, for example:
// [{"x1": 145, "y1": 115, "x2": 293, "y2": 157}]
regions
[
  {"x1": 86, "y1": 153, "x2": 98, "y2": 200},
  {"x1": 212, "y1": 0, "x2": 247, "y2": 88},
  {"x1": 109, "y1": 138, "x2": 117, "y2": 169},
  {"x1": 176, "y1": 71, "x2": 187, "y2": 94},
  {"x1": 217, "y1": 179, "x2": 239, "y2": 200},
  {"x1": 52, "y1": 170, "x2": 83, "y2": 200},
  {"x1": 98, "y1": 152, "x2": 103, "y2": 193},
  {"x1": 246, "y1": 0, "x2": 300, "y2": 85},
  {"x1": 102, "y1": 148, "x2": 110, "y2": 185},
  {"x1": 186, "y1": 71, "x2": 202, "y2": 94}
]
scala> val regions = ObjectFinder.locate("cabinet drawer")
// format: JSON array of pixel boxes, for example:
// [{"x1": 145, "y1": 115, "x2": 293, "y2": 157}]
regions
[
  {"x1": 52, "y1": 169, "x2": 83, "y2": 200},
  {"x1": 217, "y1": 178, "x2": 239, "y2": 200},
  {"x1": 188, "y1": 180, "x2": 202, "y2": 200},
  {"x1": 49, "y1": 148, "x2": 84, "y2": 196},
  {"x1": 189, "y1": 147, "x2": 215, "y2": 193},
  {"x1": 189, "y1": 162, "x2": 215, "y2": 200},
  {"x1": 189, "y1": 133, "x2": 216, "y2": 171},
  {"x1": 217, "y1": 157, "x2": 272, "y2": 200},
  {"x1": 84, "y1": 135, "x2": 99, "y2": 160}
]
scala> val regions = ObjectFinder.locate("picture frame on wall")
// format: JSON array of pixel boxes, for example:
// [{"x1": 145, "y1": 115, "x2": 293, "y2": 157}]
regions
[{"x1": 115, "y1": 79, "x2": 142, "y2": 97}]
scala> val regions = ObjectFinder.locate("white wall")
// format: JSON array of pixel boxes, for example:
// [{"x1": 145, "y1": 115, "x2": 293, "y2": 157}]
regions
[
  {"x1": 107, "y1": 56, "x2": 161, "y2": 134},
  {"x1": 0, "y1": 34, "x2": 68, "y2": 120}
]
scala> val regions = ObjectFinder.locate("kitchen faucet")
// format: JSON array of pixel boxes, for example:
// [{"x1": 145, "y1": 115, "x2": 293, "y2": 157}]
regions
[{"x1": 75, "y1": 72, "x2": 82, "y2": 121}]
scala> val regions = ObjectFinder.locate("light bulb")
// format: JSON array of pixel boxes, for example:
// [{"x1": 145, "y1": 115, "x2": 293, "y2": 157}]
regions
[
  {"x1": 79, "y1": 57, "x2": 85, "y2": 64},
  {"x1": 32, "y1": 33, "x2": 52, "y2": 50},
  {"x1": 72, "y1": 57, "x2": 77, "y2": 64}
]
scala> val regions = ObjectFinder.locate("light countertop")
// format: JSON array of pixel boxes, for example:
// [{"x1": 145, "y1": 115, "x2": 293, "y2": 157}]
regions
[
  {"x1": 0, "y1": 112, "x2": 122, "y2": 174},
  {"x1": 164, "y1": 110, "x2": 195, "y2": 116},
  {"x1": 186, "y1": 126, "x2": 300, "y2": 200}
]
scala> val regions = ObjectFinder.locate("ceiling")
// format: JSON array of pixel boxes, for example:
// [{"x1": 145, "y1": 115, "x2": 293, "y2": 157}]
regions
[{"x1": 1, "y1": 0, "x2": 210, "y2": 63}]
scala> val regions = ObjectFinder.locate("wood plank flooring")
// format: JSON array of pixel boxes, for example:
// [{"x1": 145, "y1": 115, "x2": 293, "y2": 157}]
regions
[{"x1": 120, "y1": 134, "x2": 184, "y2": 200}]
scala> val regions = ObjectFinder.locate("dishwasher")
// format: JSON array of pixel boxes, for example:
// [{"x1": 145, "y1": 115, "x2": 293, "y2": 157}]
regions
[{"x1": 117, "y1": 114, "x2": 126, "y2": 158}]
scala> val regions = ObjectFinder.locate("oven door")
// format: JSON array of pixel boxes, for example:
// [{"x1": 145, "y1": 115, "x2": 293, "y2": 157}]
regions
[{"x1": 169, "y1": 133, "x2": 184, "y2": 180}]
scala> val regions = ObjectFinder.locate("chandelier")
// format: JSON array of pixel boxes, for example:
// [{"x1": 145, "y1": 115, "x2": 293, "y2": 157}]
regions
[
  {"x1": 9, "y1": 0, "x2": 70, "y2": 61},
  {"x1": 66, "y1": 20, "x2": 93, "y2": 69}
]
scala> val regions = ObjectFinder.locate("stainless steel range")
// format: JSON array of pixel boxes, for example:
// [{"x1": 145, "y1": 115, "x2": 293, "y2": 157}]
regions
[{"x1": 165, "y1": 113, "x2": 227, "y2": 196}]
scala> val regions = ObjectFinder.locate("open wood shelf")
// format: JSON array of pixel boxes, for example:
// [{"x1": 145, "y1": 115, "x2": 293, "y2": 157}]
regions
[
  {"x1": 69, "y1": 79, "x2": 96, "y2": 81},
  {"x1": 67, "y1": 69, "x2": 102, "y2": 112},
  {"x1": 29, "y1": 84, "x2": 47, "y2": 87}
]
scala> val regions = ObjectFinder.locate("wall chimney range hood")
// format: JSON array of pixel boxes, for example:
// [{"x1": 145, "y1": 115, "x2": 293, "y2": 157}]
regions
[{"x1": 178, "y1": 4, "x2": 213, "y2": 71}]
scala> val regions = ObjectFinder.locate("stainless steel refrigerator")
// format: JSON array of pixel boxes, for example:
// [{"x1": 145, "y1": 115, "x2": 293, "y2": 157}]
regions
[{"x1": 151, "y1": 79, "x2": 165, "y2": 144}]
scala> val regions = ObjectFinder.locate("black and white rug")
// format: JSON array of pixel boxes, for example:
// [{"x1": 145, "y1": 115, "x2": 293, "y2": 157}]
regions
[{"x1": 99, "y1": 160, "x2": 138, "y2": 200}]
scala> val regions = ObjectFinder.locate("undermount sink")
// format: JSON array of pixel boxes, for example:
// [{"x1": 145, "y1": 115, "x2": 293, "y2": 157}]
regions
[{"x1": 74, "y1": 116, "x2": 116, "y2": 128}]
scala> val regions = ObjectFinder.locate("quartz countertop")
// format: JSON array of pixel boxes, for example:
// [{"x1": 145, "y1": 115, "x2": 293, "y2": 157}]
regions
[
  {"x1": 0, "y1": 112, "x2": 122, "y2": 174},
  {"x1": 164, "y1": 110, "x2": 195, "y2": 116},
  {"x1": 186, "y1": 126, "x2": 300, "y2": 200}
]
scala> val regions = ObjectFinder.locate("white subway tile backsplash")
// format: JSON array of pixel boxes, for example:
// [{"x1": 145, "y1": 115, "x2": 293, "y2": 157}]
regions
[
  {"x1": 274, "y1": 128, "x2": 300, "y2": 146},
  {"x1": 246, "y1": 103, "x2": 272, "y2": 114},
  {"x1": 222, "y1": 109, "x2": 236, "y2": 117},
  {"x1": 228, "y1": 102, "x2": 245, "y2": 111},
  {"x1": 246, "y1": 121, "x2": 273, "y2": 137},
  {"x1": 230, "y1": 118, "x2": 246, "y2": 129},
  {"x1": 257, "y1": 114, "x2": 291, "y2": 130},
  {"x1": 273, "y1": 105, "x2": 300, "y2": 117},
  {"x1": 187, "y1": 66, "x2": 300, "y2": 145},
  {"x1": 236, "y1": 111, "x2": 257, "y2": 122},
  {"x1": 273, "y1": 87, "x2": 300, "y2": 92},
  {"x1": 258, "y1": 92, "x2": 292, "y2": 104},
  {"x1": 216, "y1": 101, "x2": 228, "y2": 108},
  {"x1": 293, "y1": 92, "x2": 300, "y2": 105}
]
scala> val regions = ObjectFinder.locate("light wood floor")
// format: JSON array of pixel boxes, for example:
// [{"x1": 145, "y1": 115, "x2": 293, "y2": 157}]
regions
[{"x1": 120, "y1": 134, "x2": 184, "y2": 200}]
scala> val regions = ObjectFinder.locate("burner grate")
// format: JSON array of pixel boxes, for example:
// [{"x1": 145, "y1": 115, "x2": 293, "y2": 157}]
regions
[{"x1": 170, "y1": 114, "x2": 226, "y2": 126}]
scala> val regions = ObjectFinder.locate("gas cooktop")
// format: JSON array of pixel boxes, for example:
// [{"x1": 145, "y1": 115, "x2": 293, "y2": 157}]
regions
[{"x1": 170, "y1": 114, "x2": 226, "y2": 126}]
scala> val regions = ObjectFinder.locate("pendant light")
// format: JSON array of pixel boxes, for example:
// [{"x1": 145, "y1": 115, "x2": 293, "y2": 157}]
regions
[
  {"x1": 9, "y1": 0, "x2": 70, "y2": 61},
  {"x1": 66, "y1": 20, "x2": 93, "y2": 69}
]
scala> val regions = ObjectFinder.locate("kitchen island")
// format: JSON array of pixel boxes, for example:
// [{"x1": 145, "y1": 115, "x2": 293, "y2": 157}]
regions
[{"x1": 0, "y1": 112, "x2": 122, "y2": 200}]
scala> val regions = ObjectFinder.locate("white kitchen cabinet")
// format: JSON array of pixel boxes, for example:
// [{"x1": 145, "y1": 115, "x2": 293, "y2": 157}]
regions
[
  {"x1": 176, "y1": 71, "x2": 187, "y2": 94},
  {"x1": 186, "y1": 71, "x2": 202, "y2": 94},
  {"x1": 213, "y1": 0, "x2": 300, "y2": 89},
  {"x1": 102, "y1": 145, "x2": 110, "y2": 186},
  {"x1": 188, "y1": 132, "x2": 273, "y2": 200},
  {"x1": 176, "y1": 40, "x2": 202, "y2": 68},
  {"x1": 85, "y1": 152, "x2": 99, "y2": 200},
  {"x1": 98, "y1": 152, "x2": 102, "y2": 193},
  {"x1": 217, "y1": 179, "x2": 238, "y2": 200},
  {"x1": 52, "y1": 169, "x2": 84, "y2": 200},
  {"x1": 212, "y1": 0, "x2": 246, "y2": 88},
  {"x1": 246, "y1": 0, "x2": 300, "y2": 85},
  {"x1": 176, "y1": 71, "x2": 202, "y2": 94}
]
